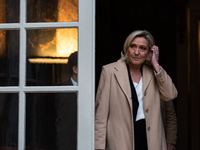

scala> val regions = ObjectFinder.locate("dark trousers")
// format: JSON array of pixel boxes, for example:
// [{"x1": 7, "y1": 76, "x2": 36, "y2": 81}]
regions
[{"x1": 134, "y1": 119, "x2": 148, "y2": 150}]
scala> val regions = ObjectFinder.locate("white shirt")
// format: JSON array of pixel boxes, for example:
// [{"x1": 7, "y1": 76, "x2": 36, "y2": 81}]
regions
[
  {"x1": 133, "y1": 77, "x2": 145, "y2": 121},
  {"x1": 71, "y1": 77, "x2": 77, "y2": 86}
]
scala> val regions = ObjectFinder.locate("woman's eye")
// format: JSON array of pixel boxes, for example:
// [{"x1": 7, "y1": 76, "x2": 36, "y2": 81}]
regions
[
  {"x1": 130, "y1": 44, "x2": 136, "y2": 48},
  {"x1": 140, "y1": 46, "x2": 146, "y2": 50}
]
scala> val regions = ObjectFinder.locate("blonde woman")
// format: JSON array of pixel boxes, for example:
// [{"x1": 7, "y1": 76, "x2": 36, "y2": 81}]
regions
[{"x1": 95, "y1": 30, "x2": 178, "y2": 150}]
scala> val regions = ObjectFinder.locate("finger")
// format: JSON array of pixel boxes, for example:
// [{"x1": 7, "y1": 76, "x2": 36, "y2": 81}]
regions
[{"x1": 151, "y1": 46, "x2": 159, "y2": 52}]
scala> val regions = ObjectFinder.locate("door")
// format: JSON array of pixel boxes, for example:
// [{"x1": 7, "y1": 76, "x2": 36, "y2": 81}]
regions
[{"x1": 0, "y1": 0, "x2": 95, "y2": 149}]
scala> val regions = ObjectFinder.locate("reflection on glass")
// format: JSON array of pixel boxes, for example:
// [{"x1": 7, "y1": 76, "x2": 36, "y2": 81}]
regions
[
  {"x1": 0, "y1": 0, "x2": 19, "y2": 23},
  {"x1": 0, "y1": 30, "x2": 19, "y2": 86},
  {"x1": 26, "y1": 93, "x2": 77, "y2": 150},
  {"x1": 0, "y1": 93, "x2": 18, "y2": 148},
  {"x1": 26, "y1": 28, "x2": 78, "y2": 86},
  {"x1": 27, "y1": 0, "x2": 78, "y2": 22}
]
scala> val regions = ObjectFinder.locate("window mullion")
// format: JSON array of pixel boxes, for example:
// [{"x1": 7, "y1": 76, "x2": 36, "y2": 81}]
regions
[
  {"x1": 18, "y1": 0, "x2": 26, "y2": 149},
  {"x1": 18, "y1": 91, "x2": 26, "y2": 149}
]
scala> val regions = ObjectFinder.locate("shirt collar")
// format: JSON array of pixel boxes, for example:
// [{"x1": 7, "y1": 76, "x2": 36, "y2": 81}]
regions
[{"x1": 71, "y1": 77, "x2": 77, "y2": 86}]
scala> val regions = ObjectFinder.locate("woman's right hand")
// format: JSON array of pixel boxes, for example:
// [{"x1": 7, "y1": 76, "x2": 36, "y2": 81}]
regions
[{"x1": 150, "y1": 45, "x2": 161, "y2": 73}]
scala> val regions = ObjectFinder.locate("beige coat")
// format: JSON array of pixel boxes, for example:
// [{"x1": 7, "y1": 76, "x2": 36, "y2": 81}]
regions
[
  {"x1": 161, "y1": 100, "x2": 177, "y2": 145},
  {"x1": 95, "y1": 58, "x2": 178, "y2": 150}
]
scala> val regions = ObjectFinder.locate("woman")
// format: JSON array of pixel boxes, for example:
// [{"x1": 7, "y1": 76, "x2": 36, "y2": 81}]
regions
[{"x1": 95, "y1": 30, "x2": 178, "y2": 150}]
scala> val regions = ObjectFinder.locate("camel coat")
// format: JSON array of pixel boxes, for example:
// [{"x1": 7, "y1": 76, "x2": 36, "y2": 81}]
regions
[
  {"x1": 95, "y1": 58, "x2": 178, "y2": 150},
  {"x1": 161, "y1": 100, "x2": 177, "y2": 145}
]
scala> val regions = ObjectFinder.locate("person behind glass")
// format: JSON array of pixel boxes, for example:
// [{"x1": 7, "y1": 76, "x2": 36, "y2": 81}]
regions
[
  {"x1": 95, "y1": 30, "x2": 178, "y2": 150},
  {"x1": 55, "y1": 51, "x2": 78, "y2": 150},
  {"x1": 161, "y1": 100, "x2": 177, "y2": 150},
  {"x1": 62, "y1": 51, "x2": 78, "y2": 86}
]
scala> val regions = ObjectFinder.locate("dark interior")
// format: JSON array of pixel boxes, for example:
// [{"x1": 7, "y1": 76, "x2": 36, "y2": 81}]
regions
[{"x1": 96, "y1": 0, "x2": 200, "y2": 149}]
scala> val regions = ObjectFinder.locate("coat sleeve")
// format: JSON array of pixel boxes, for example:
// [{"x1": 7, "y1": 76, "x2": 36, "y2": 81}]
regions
[
  {"x1": 161, "y1": 100, "x2": 177, "y2": 145},
  {"x1": 154, "y1": 66, "x2": 178, "y2": 101},
  {"x1": 95, "y1": 66, "x2": 111, "y2": 149},
  {"x1": 164, "y1": 101, "x2": 177, "y2": 145}
]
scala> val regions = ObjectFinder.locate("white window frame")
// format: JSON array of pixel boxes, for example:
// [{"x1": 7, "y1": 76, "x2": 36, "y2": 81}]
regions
[{"x1": 0, "y1": 0, "x2": 95, "y2": 149}]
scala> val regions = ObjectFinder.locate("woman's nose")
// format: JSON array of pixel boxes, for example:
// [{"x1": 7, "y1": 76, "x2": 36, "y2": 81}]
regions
[{"x1": 134, "y1": 48, "x2": 139, "y2": 54}]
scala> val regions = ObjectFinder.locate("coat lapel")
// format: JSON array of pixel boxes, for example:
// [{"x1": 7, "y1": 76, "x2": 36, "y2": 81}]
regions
[
  {"x1": 114, "y1": 59, "x2": 132, "y2": 110},
  {"x1": 113, "y1": 60, "x2": 154, "y2": 110},
  {"x1": 142, "y1": 65, "x2": 154, "y2": 93}
]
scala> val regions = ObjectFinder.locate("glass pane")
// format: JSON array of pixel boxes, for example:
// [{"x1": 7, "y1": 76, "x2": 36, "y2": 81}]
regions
[
  {"x1": 26, "y1": 93, "x2": 77, "y2": 150},
  {"x1": 26, "y1": 28, "x2": 78, "y2": 86},
  {"x1": 27, "y1": 0, "x2": 78, "y2": 23},
  {"x1": 0, "y1": 0, "x2": 19, "y2": 23},
  {"x1": 0, "y1": 93, "x2": 19, "y2": 148},
  {"x1": 0, "y1": 30, "x2": 19, "y2": 86}
]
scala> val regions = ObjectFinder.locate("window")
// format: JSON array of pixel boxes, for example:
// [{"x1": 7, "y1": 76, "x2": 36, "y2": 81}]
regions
[{"x1": 0, "y1": 0, "x2": 95, "y2": 149}]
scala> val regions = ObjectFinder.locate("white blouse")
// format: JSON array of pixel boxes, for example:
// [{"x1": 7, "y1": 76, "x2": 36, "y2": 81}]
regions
[{"x1": 133, "y1": 77, "x2": 145, "y2": 121}]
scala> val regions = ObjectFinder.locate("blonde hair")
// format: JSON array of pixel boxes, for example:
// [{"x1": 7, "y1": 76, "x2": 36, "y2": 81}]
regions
[{"x1": 121, "y1": 30, "x2": 155, "y2": 65}]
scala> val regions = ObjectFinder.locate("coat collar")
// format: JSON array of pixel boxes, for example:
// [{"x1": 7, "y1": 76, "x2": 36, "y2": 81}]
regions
[
  {"x1": 113, "y1": 58, "x2": 154, "y2": 110},
  {"x1": 142, "y1": 64, "x2": 154, "y2": 93},
  {"x1": 114, "y1": 59, "x2": 132, "y2": 110}
]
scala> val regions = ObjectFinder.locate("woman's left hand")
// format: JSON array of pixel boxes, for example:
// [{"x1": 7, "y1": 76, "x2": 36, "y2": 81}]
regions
[{"x1": 151, "y1": 45, "x2": 161, "y2": 72}]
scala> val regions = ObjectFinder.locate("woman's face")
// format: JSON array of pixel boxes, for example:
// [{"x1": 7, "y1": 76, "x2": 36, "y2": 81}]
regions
[{"x1": 128, "y1": 37, "x2": 150, "y2": 67}]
